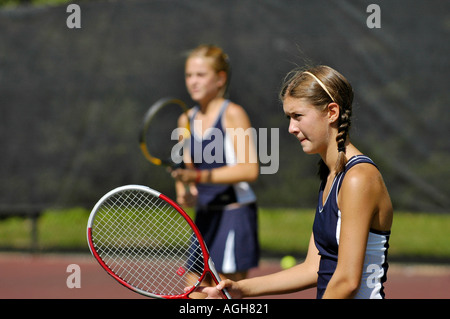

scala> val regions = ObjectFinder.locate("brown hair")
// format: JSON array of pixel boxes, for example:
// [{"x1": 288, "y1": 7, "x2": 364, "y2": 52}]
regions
[
  {"x1": 280, "y1": 65, "x2": 354, "y2": 181},
  {"x1": 186, "y1": 44, "x2": 231, "y2": 97}
]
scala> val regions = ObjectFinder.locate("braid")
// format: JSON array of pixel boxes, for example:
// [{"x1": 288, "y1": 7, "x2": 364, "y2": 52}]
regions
[{"x1": 335, "y1": 107, "x2": 352, "y2": 174}]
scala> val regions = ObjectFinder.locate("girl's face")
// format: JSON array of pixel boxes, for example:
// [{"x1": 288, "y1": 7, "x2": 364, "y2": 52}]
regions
[
  {"x1": 185, "y1": 56, "x2": 225, "y2": 104},
  {"x1": 283, "y1": 96, "x2": 332, "y2": 155}
]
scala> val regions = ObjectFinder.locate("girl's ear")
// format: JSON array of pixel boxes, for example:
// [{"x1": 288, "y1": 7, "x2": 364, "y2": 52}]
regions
[
  {"x1": 217, "y1": 70, "x2": 227, "y2": 88},
  {"x1": 327, "y1": 102, "x2": 340, "y2": 124}
]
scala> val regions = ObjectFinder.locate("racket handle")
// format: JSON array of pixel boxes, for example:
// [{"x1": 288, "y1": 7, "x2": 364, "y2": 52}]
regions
[
  {"x1": 208, "y1": 257, "x2": 232, "y2": 299},
  {"x1": 171, "y1": 161, "x2": 186, "y2": 169},
  {"x1": 160, "y1": 158, "x2": 185, "y2": 169},
  {"x1": 222, "y1": 287, "x2": 232, "y2": 299}
]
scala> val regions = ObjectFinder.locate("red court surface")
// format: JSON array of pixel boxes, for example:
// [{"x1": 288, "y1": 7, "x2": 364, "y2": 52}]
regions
[{"x1": 1, "y1": 253, "x2": 449, "y2": 299}]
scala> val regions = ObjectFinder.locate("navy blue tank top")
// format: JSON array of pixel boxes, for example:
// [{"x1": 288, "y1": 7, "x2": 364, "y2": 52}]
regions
[
  {"x1": 189, "y1": 100, "x2": 256, "y2": 208},
  {"x1": 313, "y1": 155, "x2": 390, "y2": 299}
]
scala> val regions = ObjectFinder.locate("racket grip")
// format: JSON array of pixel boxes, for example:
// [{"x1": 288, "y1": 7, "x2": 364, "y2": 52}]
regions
[
  {"x1": 208, "y1": 257, "x2": 232, "y2": 299},
  {"x1": 222, "y1": 288, "x2": 232, "y2": 299},
  {"x1": 172, "y1": 161, "x2": 186, "y2": 169},
  {"x1": 159, "y1": 159, "x2": 185, "y2": 169}
]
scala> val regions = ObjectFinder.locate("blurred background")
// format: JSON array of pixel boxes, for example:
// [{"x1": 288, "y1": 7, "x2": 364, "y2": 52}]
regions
[{"x1": 0, "y1": 0, "x2": 449, "y2": 260}]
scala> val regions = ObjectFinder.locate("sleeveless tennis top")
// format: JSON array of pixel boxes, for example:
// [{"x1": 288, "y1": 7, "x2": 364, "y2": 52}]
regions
[
  {"x1": 189, "y1": 100, "x2": 256, "y2": 207},
  {"x1": 313, "y1": 155, "x2": 390, "y2": 299}
]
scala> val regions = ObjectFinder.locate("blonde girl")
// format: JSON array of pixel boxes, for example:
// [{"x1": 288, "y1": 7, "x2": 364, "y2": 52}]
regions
[{"x1": 171, "y1": 45, "x2": 260, "y2": 282}]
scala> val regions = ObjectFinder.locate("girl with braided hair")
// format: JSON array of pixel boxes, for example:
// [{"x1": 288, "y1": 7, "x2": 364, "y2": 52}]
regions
[{"x1": 196, "y1": 65, "x2": 393, "y2": 299}]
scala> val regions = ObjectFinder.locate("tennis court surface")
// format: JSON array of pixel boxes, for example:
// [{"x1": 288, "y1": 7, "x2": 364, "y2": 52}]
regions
[{"x1": 1, "y1": 253, "x2": 449, "y2": 299}]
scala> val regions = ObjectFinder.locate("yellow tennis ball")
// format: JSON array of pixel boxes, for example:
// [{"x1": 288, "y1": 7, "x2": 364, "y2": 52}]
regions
[{"x1": 280, "y1": 255, "x2": 296, "y2": 269}]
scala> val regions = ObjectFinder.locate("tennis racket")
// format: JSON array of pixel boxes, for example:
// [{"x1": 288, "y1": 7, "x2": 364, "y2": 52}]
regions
[
  {"x1": 87, "y1": 184, "x2": 231, "y2": 299},
  {"x1": 139, "y1": 97, "x2": 190, "y2": 168}
]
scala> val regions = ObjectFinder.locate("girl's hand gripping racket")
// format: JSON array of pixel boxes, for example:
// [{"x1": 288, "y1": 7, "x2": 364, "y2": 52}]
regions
[
  {"x1": 139, "y1": 97, "x2": 190, "y2": 169},
  {"x1": 87, "y1": 185, "x2": 231, "y2": 299}
]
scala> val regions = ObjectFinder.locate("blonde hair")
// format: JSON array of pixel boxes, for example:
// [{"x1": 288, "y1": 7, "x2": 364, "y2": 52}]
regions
[
  {"x1": 280, "y1": 65, "x2": 354, "y2": 180},
  {"x1": 186, "y1": 44, "x2": 231, "y2": 97}
]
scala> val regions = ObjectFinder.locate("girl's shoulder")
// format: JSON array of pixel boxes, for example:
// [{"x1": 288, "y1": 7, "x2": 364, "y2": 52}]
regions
[
  {"x1": 340, "y1": 159, "x2": 386, "y2": 200},
  {"x1": 221, "y1": 101, "x2": 252, "y2": 131}
]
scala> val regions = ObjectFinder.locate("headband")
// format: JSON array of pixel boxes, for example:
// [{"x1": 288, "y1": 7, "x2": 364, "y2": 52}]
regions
[{"x1": 303, "y1": 71, "x2": 336, "y2": 103}]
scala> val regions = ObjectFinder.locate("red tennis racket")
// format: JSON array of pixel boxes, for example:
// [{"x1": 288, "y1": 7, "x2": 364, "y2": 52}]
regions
[{"x1": 87, "y1": 184, "x2": 231, "y2": 299}]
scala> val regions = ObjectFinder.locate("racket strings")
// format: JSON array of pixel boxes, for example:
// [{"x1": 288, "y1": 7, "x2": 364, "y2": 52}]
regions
[
  {"x1": 91, "y1": 189, "x2": 205, "y2": 296},
  {"x1": 95, "y1": 197, "x2": 194, "y2": 293}
]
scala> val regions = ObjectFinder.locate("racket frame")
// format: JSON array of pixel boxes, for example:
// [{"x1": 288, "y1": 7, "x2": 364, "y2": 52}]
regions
[
  {"x1": 139, "y1": 97, "x2": 190, "y2": 167},
  {"x1": 87, "y1": 184, "x2": 231, "y2": 299}
]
